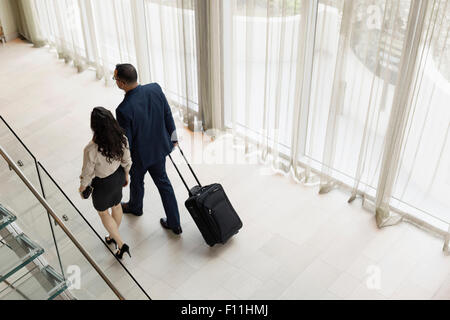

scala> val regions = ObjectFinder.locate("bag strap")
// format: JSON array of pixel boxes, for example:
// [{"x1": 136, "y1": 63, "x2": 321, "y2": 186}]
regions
[{"x1": 168, "y1": 146, "x2": 202, "y2": 196}]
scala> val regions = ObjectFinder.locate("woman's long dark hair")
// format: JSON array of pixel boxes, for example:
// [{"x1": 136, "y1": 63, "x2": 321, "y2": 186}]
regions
[{"x1": 91, "y1": 107, "x2": 127, "y2": 163}]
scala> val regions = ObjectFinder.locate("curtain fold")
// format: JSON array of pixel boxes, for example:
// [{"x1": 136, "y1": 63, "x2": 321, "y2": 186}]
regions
[
  {"x1": 143, "y1": 0, "x2": 199, "y2": 129},
  {"x1": 375, "y1": 0, "x2": 429, "y2": 227},
  {"x1": 222, "y1": 0, "x2": 305, "y2": 168},
  {"x1": 130, "y1": 0, "x2": 151, "y2": 84},
  {"x1": 384, "y1": 0, "x2": 450, "y2": 231},
  {"x1": 15, "y1": 0, "x2": 46, "y2": 46},
  {"x1": 290, "y1": 0, "x2": 318, "y2": 183},
  {"x1": 319, "y1": 0, "x2": 355, "y2": 192},
  {"x1": 90, "y1": 0, "x2": 137, "y2": 83},
  {"x1": 195, "y1": 0, "x2": 224, "y2": 132}
]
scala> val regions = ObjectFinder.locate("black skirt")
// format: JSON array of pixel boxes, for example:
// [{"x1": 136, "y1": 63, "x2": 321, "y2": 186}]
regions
[{"x1": 91, "y1": 166, "x2": 125, "y2": 212}]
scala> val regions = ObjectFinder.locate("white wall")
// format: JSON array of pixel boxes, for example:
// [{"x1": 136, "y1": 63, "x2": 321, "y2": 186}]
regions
[{"x1": 0, "y1": 0, "x2": 18, "y2": 41}]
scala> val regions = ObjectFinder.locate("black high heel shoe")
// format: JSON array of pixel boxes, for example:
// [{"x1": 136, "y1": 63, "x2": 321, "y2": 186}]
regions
[
  {"x1": 105, "y1": 236, "x2": 117, "y2": 249},
  {"x1": 115, "y1": 244, "x2": 131, "y2": 259}
]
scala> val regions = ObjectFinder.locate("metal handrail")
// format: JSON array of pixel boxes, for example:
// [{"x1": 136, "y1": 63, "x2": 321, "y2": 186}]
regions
[
  {"x1": 0, "y1": 146, "x2": 125, "y2": 300},
  {"x1": 0, "y1": 115, "x2": 150, "y2": 299}
]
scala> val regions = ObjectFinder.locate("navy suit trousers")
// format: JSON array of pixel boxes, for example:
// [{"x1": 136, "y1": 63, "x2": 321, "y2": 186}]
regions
[{"x1": 128, "y1": 157, "x2": 180, "y2": 228}]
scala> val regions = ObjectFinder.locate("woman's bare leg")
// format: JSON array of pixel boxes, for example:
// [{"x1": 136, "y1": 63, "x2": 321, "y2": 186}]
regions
[
  {"x1": 98, "y1": 209, "x2": 124, "y2": 248},
  {"x1": 111, "y1": 203, "x2": 123, "y2": 228}
]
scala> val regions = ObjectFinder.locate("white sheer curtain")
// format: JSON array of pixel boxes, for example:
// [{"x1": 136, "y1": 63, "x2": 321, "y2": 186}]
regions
[
  {"x1": 312, "y1": 0, "x2": 416, "y2": 224},
  {"x1": 90, "y1": 0, "x2": 137, "y2": 82},
  {"x1": 384, "y1": 0, "x2": 450, "y2": 230},
  {"x1": 33, "y1": 0, "x2": 138, "y2": 82},
  {"x1": 15, "y1": 0, "x2": 46, "y2": 46},
  {"x1": 222, "y1": 0, "x2": 305, "y2": 168},
  {"x1": 17, "y1": 0, "x2": 450, "y2": 246},
  {"x1": 143, "y1": 0, "x2": 199, "y2": 129},
  {"x1": 220, "y1": 0, "x2": 450, "y2": 236},
  {"x1": 32, "y1": 0, "x2": 197, "y2": 107},
  {"x1": 34, "y1": 0, "x2": 86, "y2": 69}
]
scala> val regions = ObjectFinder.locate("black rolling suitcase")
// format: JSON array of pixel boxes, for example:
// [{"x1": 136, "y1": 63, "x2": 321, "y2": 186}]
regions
[{"x1": 169, "y1": 147, "x2": 243, "y2": 247}]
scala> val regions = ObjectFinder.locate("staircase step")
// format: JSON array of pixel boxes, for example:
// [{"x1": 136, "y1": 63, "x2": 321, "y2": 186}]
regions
[
  {"x1": 0, "y1": 205, "x2": 16, "y2": 231},
  {"x1": 0, "y1": 265, "x2": 68, "y2": 300},
  {"x1": 0, "y1": 233, "x2": 44, "y2": 282}
]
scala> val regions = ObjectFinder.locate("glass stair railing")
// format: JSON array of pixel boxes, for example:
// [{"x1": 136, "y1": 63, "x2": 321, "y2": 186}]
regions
[
  {"x1": 0, "y1": 219, "x2": 69, "y2": 300},
  {"x1": 0, "y1": 264, "x2": 68, "y2": 300},
  {"x1": 0, "y1": 231, "x2": 44, "y2": 282},
  {"x1": 0, "y1": 115, "x2": 150, "y2": 300},
  {"x1": 0, "y1": 204, "x2": 16, "y2": 231},
  {"x1": 0, "y1": 200, "x2": 70, "y2": 300},
  {"x1": 0, "y1": 147, "x2": 122, "y2": 300}
]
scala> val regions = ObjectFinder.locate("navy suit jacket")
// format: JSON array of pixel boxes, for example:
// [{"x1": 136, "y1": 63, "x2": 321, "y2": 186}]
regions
[{"x1": 116, "y1": 83, "x2": 177, "y2": 169}]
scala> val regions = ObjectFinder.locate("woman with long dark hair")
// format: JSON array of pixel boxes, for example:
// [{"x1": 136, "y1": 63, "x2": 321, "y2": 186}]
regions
[{"x1": 79, "y1": 107, "x2": 132, "y2": 259}]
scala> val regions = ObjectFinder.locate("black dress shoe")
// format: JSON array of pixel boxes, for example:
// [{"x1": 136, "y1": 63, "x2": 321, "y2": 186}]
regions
[
  {"x1": 121, "y1": 202, "x2": 143, "y2": 216},
  {"x1": 160, "y1": 218, "x2": 182, "y2": 235}
]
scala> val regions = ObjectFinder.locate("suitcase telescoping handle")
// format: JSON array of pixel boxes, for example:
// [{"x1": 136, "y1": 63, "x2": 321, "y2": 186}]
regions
[{"x1": 168, "y1": 145, "x2": 202, "y2": 196}]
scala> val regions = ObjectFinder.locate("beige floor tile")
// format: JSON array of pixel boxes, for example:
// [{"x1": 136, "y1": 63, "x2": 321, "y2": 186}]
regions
[
  {"x1": 390, "y1": 281, "x2": 434, "y2": 300},
  {"x1": 249, "y1": 279, "x2": 289, "y2": 300},
  {"x1": 328, "y1": 272, "x2": 362, "y2": 299},
  {"x1": 346, "y1": 253, "x2": 378, "y2": 282},
  {"x1": 319, "y1": 290, "x2": 341, "y2": 300},
  {"x1": 403, "y1": 247, "x2": 450, "y2": 294},
  {"x1": 208, "y1": 287, "x2": 239, "y2": 300},
  {"x1": 222, "y1": 269, "x2": 264, "y2": 300},
  {"x1": 432, "y1": 274, "x2": 450, "y2": 300},
  {"x1": 279, "y1": 259, "x2": 341, "y2": 300},
  {"x1": 348, "y1": 283, "x2": 387, "y2": 300},
  {"x1": 176, "y1": 258, "x2": 240, "y2": 299},
  {"x1": 233, "y1": 250, "x2": 282, "y2": 282}
]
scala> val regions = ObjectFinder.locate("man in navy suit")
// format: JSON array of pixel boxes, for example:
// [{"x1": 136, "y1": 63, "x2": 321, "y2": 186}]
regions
[{"x1": 114, "y1": 64, "x2": 182, "y2": 235}]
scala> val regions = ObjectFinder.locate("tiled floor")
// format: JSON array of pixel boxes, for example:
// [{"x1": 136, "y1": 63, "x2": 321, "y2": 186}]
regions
[{"x1": 1, "y1": 39, "x2": 450, "y2": 300}]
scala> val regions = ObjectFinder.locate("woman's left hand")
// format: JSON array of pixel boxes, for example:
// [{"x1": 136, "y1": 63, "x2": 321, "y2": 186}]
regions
[{"x1": 79, "y1": 185, "x2": 86, "y2": 194}]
